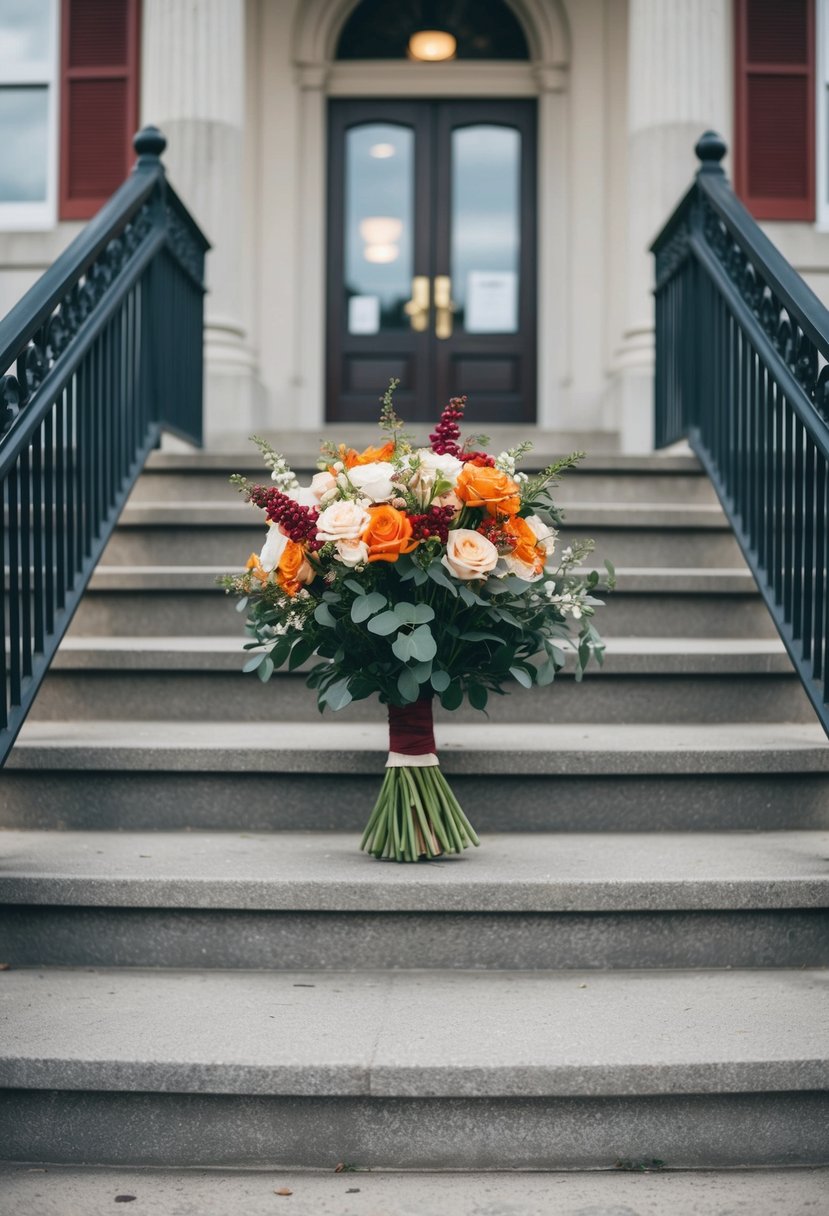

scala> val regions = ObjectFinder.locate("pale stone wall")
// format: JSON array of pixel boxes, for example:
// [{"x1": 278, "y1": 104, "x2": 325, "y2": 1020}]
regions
[{"x1": 2, "y1": 0, "x2": 829, "y2": 449}]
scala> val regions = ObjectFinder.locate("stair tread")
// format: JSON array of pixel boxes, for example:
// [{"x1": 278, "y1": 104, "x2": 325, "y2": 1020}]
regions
[
  {"x1": 51, "y1": 634, "x2": 795, "y2": 676},
  {"x1": 117, "y1": 502, "x2": 728, "y2": 528},
  {"x1": 10, "y1": 720, "x2": 829, "y2": 774},
  {"x1": 0, "y1": 966, "x2": 824, "y2": 1097},
  {"x1": 1, "y1": 830, "x2": 826, "y2": 911}
]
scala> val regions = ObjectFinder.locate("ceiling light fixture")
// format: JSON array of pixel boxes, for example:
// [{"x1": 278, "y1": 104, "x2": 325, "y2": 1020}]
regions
[{"x1": 407, "y1": 29, "x2": 457, "y2": 62}]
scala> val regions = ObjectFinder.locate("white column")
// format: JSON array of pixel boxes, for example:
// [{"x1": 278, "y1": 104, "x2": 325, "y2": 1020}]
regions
[
  {"x1": 614, "y1": 0, "x2": 731, "y2": 452},
  {"x1": 141, "y1": 0, "x2": 259, "y2": 442}
]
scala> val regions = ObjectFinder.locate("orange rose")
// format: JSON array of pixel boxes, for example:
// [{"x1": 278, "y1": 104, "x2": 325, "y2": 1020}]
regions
[
  {"x1": 277, "y1": 540, "x2": 314, "y2": 596},
  {"x1": 361, "y1": 505, "x2": 418, "y2": 563},
  {"x1": 245, "y1": 552, "x2": 269, "y2": 586},
  {"x1": 456, "y1": 463, "x2": 521, "y2": 517},
  {"x1": 502, "y1": 515, "x2": 545, "y2": 575},
  {"x1": 336, "y1": 441, "x2": 395, "y2": 469}
]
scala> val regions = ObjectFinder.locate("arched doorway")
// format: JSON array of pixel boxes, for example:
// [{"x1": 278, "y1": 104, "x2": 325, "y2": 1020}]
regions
[{"x1": 291, "y1": 0, "x2": 570, "y2": 430}]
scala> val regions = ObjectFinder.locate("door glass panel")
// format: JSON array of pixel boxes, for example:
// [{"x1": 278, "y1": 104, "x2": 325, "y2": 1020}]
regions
[
  {"x1": 451, "y1": 124, "x2": 520, "y2": 334},
  {"x1": 345, "y1": 123, "x2": 413, "y2": 333}
]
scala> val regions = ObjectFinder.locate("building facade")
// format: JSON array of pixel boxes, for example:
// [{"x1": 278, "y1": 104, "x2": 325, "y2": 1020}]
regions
[{"x1": 0, "y1": 0, "x2": 825, "y2": 449}]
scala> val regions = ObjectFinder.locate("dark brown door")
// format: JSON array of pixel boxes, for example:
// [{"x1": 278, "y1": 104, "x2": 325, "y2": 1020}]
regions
[{"x1": 327, "y1": 99, "x2": 536, "y2": 424}]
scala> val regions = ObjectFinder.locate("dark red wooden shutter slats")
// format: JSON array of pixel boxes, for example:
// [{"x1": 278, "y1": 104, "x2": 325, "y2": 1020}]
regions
[
  {"x1": 60, "y1": 0, "x2": 140, "y2": 221},
  {"x1": 735, "y1": 0, "x2": 815, "y2": 222}
]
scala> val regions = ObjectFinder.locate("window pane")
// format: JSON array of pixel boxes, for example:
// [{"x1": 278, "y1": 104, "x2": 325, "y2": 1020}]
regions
[
  {"x1": 451, "y1": 125, "x2": 520, "y2": 334},
  {"x1": 337, "y1": 0, "x2": 529, "y2": 60},
  {"x1": 0, "y1": 0, "x2": 54, "y2": 72},
  {"x1": 344, "y1": 123, "x2": 414, "y2": 333},
  {"x1": 0, "y1": 87, "x2": 48, "y2": 200}
]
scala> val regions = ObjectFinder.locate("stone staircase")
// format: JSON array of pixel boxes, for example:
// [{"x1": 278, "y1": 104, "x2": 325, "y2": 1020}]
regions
[{"x1": 0, "y1": 445, "x2": 827, "y2": 1172}]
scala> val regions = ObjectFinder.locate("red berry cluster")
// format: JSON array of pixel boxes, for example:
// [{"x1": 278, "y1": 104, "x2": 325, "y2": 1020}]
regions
[
  {"x1": 429, "y1": 395, "x2": 466, "y2": 457},
  {"x1": 478, "y1": 521, "x2": 517, "y2": 550},
  {"x1": 462, "y1": 450, "x2": 496, "y2": 468},
  {"x1": 409, "y1": 505, "x2": 457, "y2": 545},
  {"x1": 247, "y1": 484, "x2": 323, "y2": 550}
]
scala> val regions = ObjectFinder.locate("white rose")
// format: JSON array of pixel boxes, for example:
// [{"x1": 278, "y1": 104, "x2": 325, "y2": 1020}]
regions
[
  {"x1": 417, "y1": 449, "x2": 463, "y2": 482},
  {"x1": 442, "y1": 529, "x2": 499, "y2": 580},
  {"x1": 310, "y1": 471, "x2": 337, "y2": 500},
  {"x1": 525, "y1": 514, "x2": 557, "y2": 558},
  {"x1": 497, "y1": 553, "x2": 544, "y2": 583},
  {"x1": 347, "y1": 461, "x2": 396, "y2": 503},
  {"x1": 316, "y1": 499, "x2": 371, "y2": 543},
  {"x1": 258, "y1": 525, "x2": 289, "y2": 573},
  {"x1": 407, "y1": 449, "x2": 464, "y2": 507},
  {"x1": 284, "y1": 484, "x2": 319, "y2": 509},
  {"x1": 335, "y1": 537, "x2": 369, "y2": 567}
]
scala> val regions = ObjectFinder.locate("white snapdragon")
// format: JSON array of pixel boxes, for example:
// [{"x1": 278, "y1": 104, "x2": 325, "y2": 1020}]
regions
[
  {"x1": 284, "y1": 484, "x2": 319, "y2": 509},
  {"x1": 406, "y1": 449, "x2": 463, "y2": 508},
  {"x1": 258, "y1": 525, "x2": 289, "y2": 573}
]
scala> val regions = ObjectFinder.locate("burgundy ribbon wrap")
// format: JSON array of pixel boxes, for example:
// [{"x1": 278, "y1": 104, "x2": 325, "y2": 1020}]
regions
[{"x1": 388, "y1": 695, "x2": 436, "y2": 757}]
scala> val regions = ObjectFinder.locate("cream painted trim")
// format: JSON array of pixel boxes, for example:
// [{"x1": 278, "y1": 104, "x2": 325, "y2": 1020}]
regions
[{"x1": 291, "y1": 0, "x2": 571, "y2": 428}]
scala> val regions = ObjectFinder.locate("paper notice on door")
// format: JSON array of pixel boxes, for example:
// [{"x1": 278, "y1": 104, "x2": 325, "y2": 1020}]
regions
[
  {"x1": 348, "y1": 295, "x2": 380, "y2": 335},
  {"x1": 465, "y1": 271, "x2": 518, "y2": 334}
]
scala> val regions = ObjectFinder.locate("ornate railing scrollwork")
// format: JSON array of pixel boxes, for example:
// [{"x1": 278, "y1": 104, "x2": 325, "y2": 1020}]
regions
[
  {"x1": 0, "y1": 125, "x2": 209, "y2": 765},
  {"x1": 652, "y1": 130, "x2": 829, "y2": 736}
]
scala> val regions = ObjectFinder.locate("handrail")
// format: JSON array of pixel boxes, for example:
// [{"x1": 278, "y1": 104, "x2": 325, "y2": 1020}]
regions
[
  {"x1": 652, "y1": 131, "x2": 829, "y2": 735},
  {"x1": 1, "y1": 126, "x2": 209, "y2": 765}
]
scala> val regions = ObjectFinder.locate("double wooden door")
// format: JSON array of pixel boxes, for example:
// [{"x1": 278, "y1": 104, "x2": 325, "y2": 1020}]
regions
[{"x1": 326, "y1": 99, "x2": 537, "y2": 424}]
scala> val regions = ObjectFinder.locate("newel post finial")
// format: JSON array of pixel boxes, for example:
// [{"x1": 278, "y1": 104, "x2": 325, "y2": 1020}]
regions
[
  {"x1": 695, "y1": 130, "x2": 727, "y2": 175},
  {"x1": 133, "y1": 125, "x2": 167, "y2": 167}
]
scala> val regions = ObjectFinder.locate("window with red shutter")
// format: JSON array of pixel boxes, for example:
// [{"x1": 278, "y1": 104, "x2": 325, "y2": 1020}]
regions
[
  {"x1": 59, "y1": 0, "x2": 140, "y2": 220},
  {"x1": 735, "y1": 0, "x2": 816, "y2": 221}
]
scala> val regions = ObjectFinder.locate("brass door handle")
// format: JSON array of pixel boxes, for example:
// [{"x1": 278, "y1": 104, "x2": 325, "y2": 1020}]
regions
[
  {"x1": 434, "y1": 275, "x2": 454, "y2": 339},
  {"x1": 404, "y1": 276, "x2": 430, "y2": 332}
]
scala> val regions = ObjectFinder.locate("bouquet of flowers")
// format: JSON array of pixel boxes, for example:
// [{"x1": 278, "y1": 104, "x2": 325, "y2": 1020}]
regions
[{"x1": 223, "y1": 382, "x2": 612, "y2": 862}]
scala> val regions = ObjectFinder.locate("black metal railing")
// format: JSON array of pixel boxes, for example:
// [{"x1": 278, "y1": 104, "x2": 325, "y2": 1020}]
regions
[
  {"x1": 1, "y1": 126, "x2": 209, "y2": 764},
  {"x1": 653, "y1": 131, "x2": 829, "y2": 734}
]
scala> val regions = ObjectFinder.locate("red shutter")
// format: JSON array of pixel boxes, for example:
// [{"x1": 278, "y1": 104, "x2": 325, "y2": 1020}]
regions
[
  {"x1": 59, "y1": 0, "x2": 141, "y2": 221},
  {"x1": 735, "y1": 0, "x2": 815, "y2": 221}
]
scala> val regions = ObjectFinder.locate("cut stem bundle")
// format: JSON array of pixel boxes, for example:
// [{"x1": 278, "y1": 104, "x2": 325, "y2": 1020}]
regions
[{"x1": 360, "y1": 762, "x2": 479, "y2": 861}]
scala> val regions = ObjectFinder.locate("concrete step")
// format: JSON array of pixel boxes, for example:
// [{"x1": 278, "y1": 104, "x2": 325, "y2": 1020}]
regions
[
  {"x1": 1, "y1": 830, "x2": 826, "y2": 970},
  {"x1": 0, "y1": 966, "x2": 826, "y2": 1167},
  {"x1": 4, "y1": 720, "x2": 828, "y2": 832},
  {"x1": 32, "y1": 636, "x2": 814, "y2": 724},
  {"x1": 2, "y1": 1163, "x2": 827, "y2": 1216},
  {"x1": 68, "y1": 565, "x2": 779, "y2": 639},
  {"x1": 131, "y1": 452, "x2": 718, "y2": 506},
  {"x1": 99, "y1": 503, "x2": 745, "y2": 567}
]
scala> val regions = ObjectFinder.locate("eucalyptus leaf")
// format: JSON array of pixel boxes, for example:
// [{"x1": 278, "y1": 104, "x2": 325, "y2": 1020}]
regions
[
  {"x1": 509, "y1": 665, "x2": 533, "y2": 689},
  {"x1": 270, "y1": 636, "x2": 292, "y2": 668},
  {"x1": 351, "y1": 591, "x2": 387, "y2": 623},
  {"x1": 430, "y1": 669, "x2": 451, "y2": 693},
  {"x1": 344, "y1": 579, "x2": 365, "y2": 595},
  {"x1": 410, "y1": 624, "x2": 437, "y2": 662},
  {"x1": 367, "y1": 609, "x2": 403, "y2": 636},
  {"x1": 257, "y1": 655, "x2": 274, "y2": 683},
  {"x1": 235, "y1": 597, "x2": 249, "y2": 613},
  {"x1": 242, "y1": 653, "x2": 265, "y2": 673},
  {"x1": 535, "y1": 659, "x2": 557, "y2": 686},
  {"x1": 459, "y1": 629, "x2": 505, "y2": 643},
  {"x1": 427, "y1": 561, "x2": 458, "y2": 596},
  {"x1": 411, "y1": 660, "x2": 433, "y2": 684},
  {"x1": 324, "y1": 678, "x2": 353, "y2": 711},
  {"x1": 288, "y1": 636, "x2": 316, "y2": 670},
  {"x1": 391, "y1": 632, "x2": 416, "y2": 663},
  {"x1": 468, "y1": 683, "x2": 488, "y2": 711},
  {"x1": 394, "y1": 601, "x2": 435, "y2": 625},
  {"x1": 397, "y1": 667, "x2": 420, "y2": 703},
  {"x1": 313, "y1": 602, "x2": 337, "y2": 628}
]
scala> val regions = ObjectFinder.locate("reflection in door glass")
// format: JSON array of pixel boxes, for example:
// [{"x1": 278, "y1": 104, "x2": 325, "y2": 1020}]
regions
[
  {"x1": 345, "y1": 123, "x2": 413, "y2": 333},
  {"x1": 451, "y1": 125, "x2": 520, "y2": 333}
]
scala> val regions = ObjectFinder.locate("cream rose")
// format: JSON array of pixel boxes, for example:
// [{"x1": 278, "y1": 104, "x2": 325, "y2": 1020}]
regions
[
  {"x1": 335, "y1": 537, "x2": 369, "y2": 567},
  {"x1": 497, "y1": 553, "x2": 544, "y2": 583},
  {"x1": 310, "y1": 470, "x2": 337, "y2": 500},
  {"x1": 284, "y1": 484, "x2": 319, "y2": 509},
  {"x1": 258, "y1": 524, "x2": 289, "y2": 573},
  {"x1": 347, "y1": 461, "x2": 396, "y2": 503},
  {"x1": 316, "y1": 499, "x2": 371, "y2": 543},
  {"x1": 442, "y1": 529, "x2": 498, "y2": 580},
  {"x1": 525, "y1": 513, "x2": 557, "y2": 556}
]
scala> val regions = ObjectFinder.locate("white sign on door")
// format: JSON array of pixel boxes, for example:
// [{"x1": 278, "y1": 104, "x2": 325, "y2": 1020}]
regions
[
  {"x1": 348, "y1": 294, "x2": 380, "y2": 335},
  {"x1": 465, "y1": 271, "x2": 518, "y2": 334}
]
